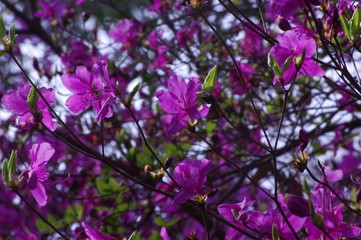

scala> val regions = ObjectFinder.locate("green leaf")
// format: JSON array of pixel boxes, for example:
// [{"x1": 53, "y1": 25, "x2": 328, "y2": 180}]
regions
[
  {"x1": 154, "y1": 217, "x2": 166, "y2": 226},
  {"x1": 149, "y1": 230, "x2": 161, "y2": 240},
  {"x1": 96, "y1": 177, "x2": 119, "y2": 195},
  {"x1": 203, "y1": 65, "x2": 217, "y2": 92},
  {"x1": 64, "y1": 206, "x2": 77, "y2": 224},
  {"x1": 268, "y1": 54, "x2": 281, "y2": 77},
  {"x1": 340, "y1": 13, "x2": 350, "y2": 37},
  {"x1": 350, "y1": 8, "x2": 361, "y2": 36},
  {"x1": 36, "y1": 218, "x2": 52, "y2": 233},
  {"x1": 0, "y1": 16, "x2": 6, "y2": 39},
  {"x1": 8, "y1": 150, "x2": 17, "y2": 178},
  {"x1": 0, "y1": 50, "x2": 5, "y2": 57},
  {"x1": 9, "y1": 24, "x2": 17, "y2": 44},
  {"x1": 27, "y1": 86, "x2": 39, "y2": 114},
  {"x1": 272, "y1": 223, "x2": 281, "y2": 240},
  {"x1": 126, "y1": 81, "x2": 141, "y2": 108},
  {"x1": 75, "y1": 204, "x2": 84, "y2": 219},
  {"x1": 154, "y1": 216, "x2": 179, "y2": 227},
  {"x1": 2, "y1": 159, "x2": 9, "y2": 185}
]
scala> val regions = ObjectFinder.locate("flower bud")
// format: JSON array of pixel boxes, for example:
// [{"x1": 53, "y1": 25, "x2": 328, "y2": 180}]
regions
[
  {"x1": 286, "y1": 195, "x2": 310, "y2": 217},
  {"x1": 276, "y1": 16, "x2": 292, "y2": 31},
  {"x1": 299, "y1": 129, "x2": 309, "y2": 151}
]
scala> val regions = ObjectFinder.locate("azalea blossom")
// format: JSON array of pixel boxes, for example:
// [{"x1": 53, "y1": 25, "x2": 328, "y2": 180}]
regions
[
  {"x1": 155, "y1": 75, "x2": 209, "y2": 136},
  {"x1": 109, "y1": 19, "x2": 142, "y2": 52},
  {"x1": 269, "y1": 30, "x2": 324, "y2": 86},
  {"x1": 61, "y1": 61, "x2": 117, "y2": 121},
  {"x1": 1, "y1": 83, "x2": 57, "y2": 131},
  {"x1": 21, "y1": 142, "x2": 55, "y2": 206},
  {"x1": 172, "y1": 158, "x2": 211, "y2": 204}
]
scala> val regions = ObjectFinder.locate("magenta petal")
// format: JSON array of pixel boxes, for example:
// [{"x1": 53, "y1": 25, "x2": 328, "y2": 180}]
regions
[
  {"x1": 172, "y1": 188, "x2": 196, "y2": 205},
  {"x1": 167, "y1": 75, "x2": 187, "y2": 98},
  {"x1": 300, "y1": 60, "x2": 325, "y2": 77},
  {"x1": 81, "y1": 221, "x2": 115, "y2": 240},
  {"x1": 279, "y1": 63, "x2": 297, "y2": 86},
  {"x1": 165, "y1": 111, "x2": 188, "y2": 136},
  {"x1": 62, "y1": 66, "x2": 93, "y2": 93},
  {"x1": 187, "y1": 104, "x2": 209, "y2": 120},
  {"x1": 65, "y1": 95, "x2": 90, "y2": 114},
  {"x1": 185, "y1": 77, "x2": 201, "y2": 106},
  {"x1": 18, "y1": 112, "x2": 35, "y2": 129},
  {"x1": 29, "y1": 182, "x2": 47, "y2": 206},
  {"x1": 160, "y1": 227, "x2": 170, "y2": 240},
  {"x1": 27, "y1": 172, "x2": 38, "y2": 190},
  {"x1": 30, "y1": 142, "x2": 55, "y2": 168},
  {"x1": 155, "y1": 90, "x2": 182, "y2": 114},
  {"x1": 41, "y1": 109, "x2": 56, "y2": 131},
  {"x1": 2, "y1": 90, "x2": 29, "y2": 115},
  {"x1": 38, "y1": 88, "x2": 56, "y2": 109}
]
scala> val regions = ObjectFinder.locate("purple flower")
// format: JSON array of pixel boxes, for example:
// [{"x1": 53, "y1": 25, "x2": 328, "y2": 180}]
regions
[
  {"x1": 61, "y1": 41, "x2": 97, "y2": 69},
  {"x1": 109, "y1": 19, "x2": 142, "y2": 52},
  {"x1": 1, "y1": 83, "x2": 57, "y2": 131},
  {"x1": 270, "y1": 30, "x2": 324, "y2": 86},
  {"x1": 176, "y1": 22, "x2": 200, "y2": 48},
  {"x1": 299, "y1": 129, "x2": 308, "y2": 151},
  {"x1": 148, "y1": 0, "x2": 170, "y2": 14},
  {"x1": 306, "y1": 187, "x2": 361, "y2": 239},
  {"x1": 266, "y1": 0, "x2": 306, "y2": 21},
  {"x1": 155, "y1": 75, "x2": 209, "y2": 136},
  {"x1": 21, "y1": 142, "x2": 55, "y2": 206},
  {"x1": 35, "y1": 0, "x2": 65, "y2": 20},
  {"x1": 217, "y1": 198, "x2": 258, "y2": 240},
  {"x1": 80, "y1": 221, "x2": 115, "y2": 240},
  {"x1": 61, "y1": 61, "x2": 116, "y2": 121},
  {"x1": 172, "y1": 158, "x2": 211, "y2": 204}
]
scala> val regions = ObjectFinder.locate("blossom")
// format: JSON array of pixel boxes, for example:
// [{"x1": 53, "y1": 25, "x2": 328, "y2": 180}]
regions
[
  {"x1": 35, "y1": 0, "x2": 65, "y2": 20},
  {"x1": 21, "y1": 142, "x2": 55, "y2": 206},
  {"x1": 80, "y1": 221, "x2": 115, "y2": 240},
  {"x1": 61, "y1": 61, "x2": 117, "y2": 121},
  {"x1": 305, "y1": 187, "x2": 361, "y2": 239},
  {"x1": 148, "y1": 0, "x2": 170, "y2": 14},
  {"x1": 1, "y1": 83, "x2": 57, "y2": 131},
  {"x1": 155, "y1": 75, "x2": 209, "y2": 136},
  {"x1": 176, "y1": 22, "x2": 200, "y2": 48},
  {"x1": 109, "y1": 19, "x2": 141, "y2": 52},
  {"x1": 172, "y1": 158, "x2": 211, "y2": 204},
  {"x1": 61, "y1": 41, "x2": 97, "y2": 69},
  {"x1": 270, "y1": 30, "x2": 324, "y2": 86},
  {"x1": 266, "y1": 0, "x2": 306, "y2": 21}
]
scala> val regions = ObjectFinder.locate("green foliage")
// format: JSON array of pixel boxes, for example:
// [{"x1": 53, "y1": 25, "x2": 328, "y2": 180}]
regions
[
  {"x1": 64, "y1": 204, "x2": 84, "y2": 224},
  {"x1": 96, "y1": 177, "x2": 120, "y2": 195},
  {"x1": 125, "y1": 82, "x2": 141, "y2": 108},
  {"x1": 36, "y1": 215, "x2": 63, "y2": 234},
  {"x1": 340, "y1": 8, "x2": 361, "y2": 43},
  {"x1": 203, "y1": 65, "x2": 217, "y2": 92},
  {"x1": 154, "y1": 216, "x2": 179, "y2": 227}
]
